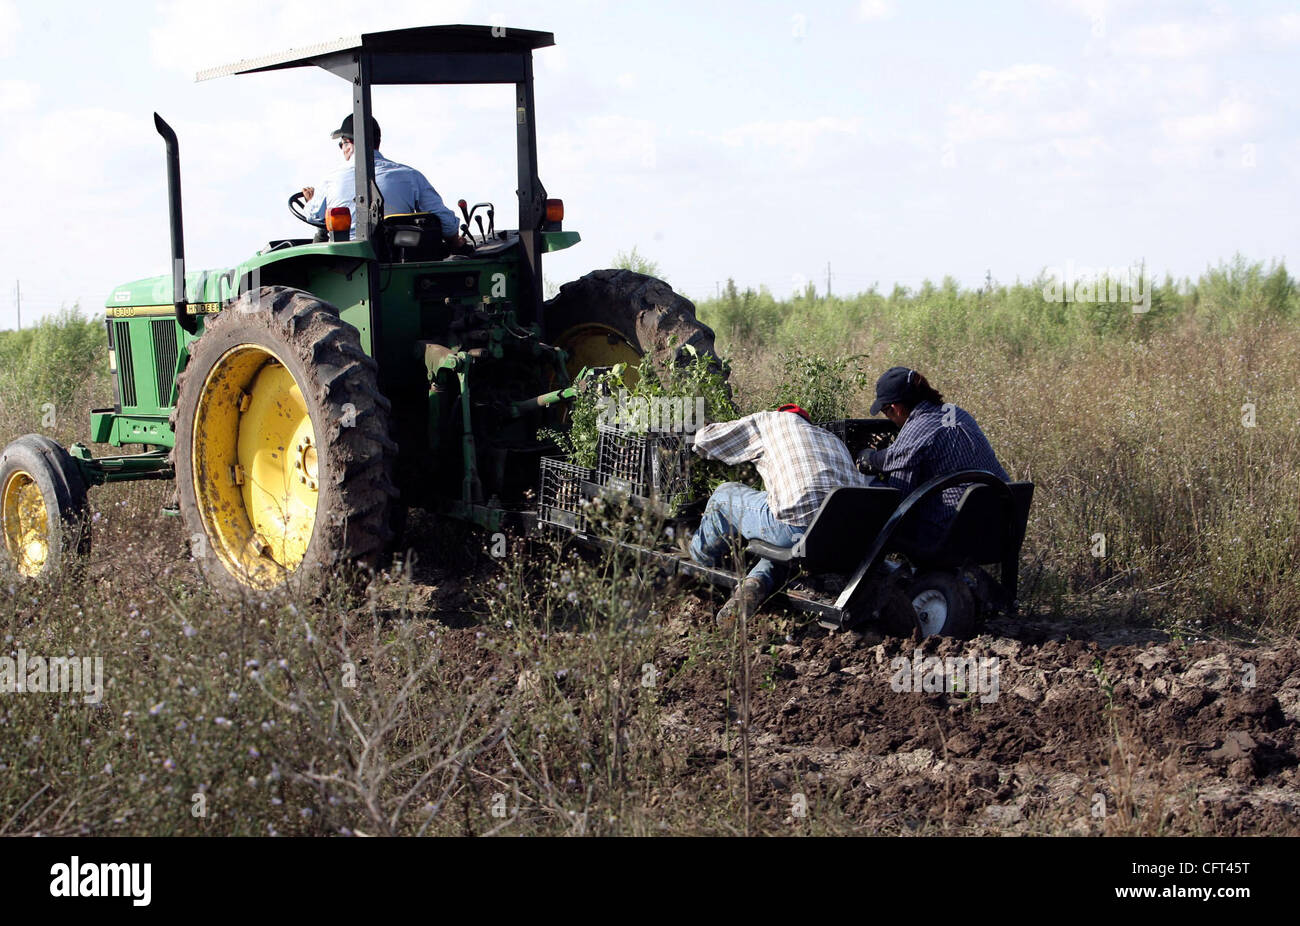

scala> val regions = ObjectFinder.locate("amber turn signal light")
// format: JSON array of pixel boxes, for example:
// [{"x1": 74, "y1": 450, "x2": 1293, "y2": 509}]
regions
[
  {"x1": 326, "y1": 207, "x2": 351, "y2": 232},
  {"x1": 545, "y1": 199, "x2": 564, "y2": 223}
]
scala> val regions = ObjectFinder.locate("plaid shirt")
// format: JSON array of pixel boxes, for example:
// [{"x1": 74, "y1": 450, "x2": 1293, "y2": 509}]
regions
[
  {"x1": 861, "y1": 400, "x2": 1009, "y2": 542},
  {"x1": 693, "y1": 411, "x2": 869, "y2": 527}
]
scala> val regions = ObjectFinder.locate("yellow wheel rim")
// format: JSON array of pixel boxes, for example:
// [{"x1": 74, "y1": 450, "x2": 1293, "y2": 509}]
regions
[
  {"x1": 192, "y1": 344, "x2": 318, "y2": 588},
  {"x1": 1, "y1": 470, "x2": 50, "y2": 577},
  {"x1": 555, "y1": 323, "x2": 642, "y2": 385}
]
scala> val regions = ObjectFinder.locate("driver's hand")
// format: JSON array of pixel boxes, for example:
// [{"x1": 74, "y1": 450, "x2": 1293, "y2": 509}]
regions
[{"x1": 302, "y1": 186, "x2": 315, "y2": 202}]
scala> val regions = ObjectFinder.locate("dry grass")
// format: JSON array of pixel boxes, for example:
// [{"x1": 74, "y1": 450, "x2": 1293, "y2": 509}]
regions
[{"x1": 1, "y1": 259, "x2": 1296, "y2": 835}]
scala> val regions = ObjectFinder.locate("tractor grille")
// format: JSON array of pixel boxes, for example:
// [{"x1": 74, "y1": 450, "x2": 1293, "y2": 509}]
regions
[
  {"x1": 151, "y1": 319, "x2": 178, "y2": 407},
  {"x1": 114, "y1": 319, "x2": 137, "y2": 408}
]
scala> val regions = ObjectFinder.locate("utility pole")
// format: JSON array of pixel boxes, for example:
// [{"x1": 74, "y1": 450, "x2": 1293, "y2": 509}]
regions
[
  {"x1": 825, "y1": 262, "x2": 832, "y2": 298},
  {"x1": 14, "y1": 280, "x2": 19, "y2": 331}
]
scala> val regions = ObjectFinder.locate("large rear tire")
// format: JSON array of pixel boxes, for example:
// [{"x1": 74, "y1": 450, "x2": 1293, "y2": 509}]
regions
[
  {"x1": 0, "y1": 435, "x2": 90, "y2": 579},
  {"x1": 545, "y1": 269, "x2": 725, "y2": 384},
  {"x1": 172, "y1": 286, "x2": 398, "y2": 594}
]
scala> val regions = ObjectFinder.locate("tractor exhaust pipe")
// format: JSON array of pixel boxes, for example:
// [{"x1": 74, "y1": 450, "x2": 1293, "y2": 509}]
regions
[{"x1": 153, "y1": 113, "x2": 196, "y2": 334}]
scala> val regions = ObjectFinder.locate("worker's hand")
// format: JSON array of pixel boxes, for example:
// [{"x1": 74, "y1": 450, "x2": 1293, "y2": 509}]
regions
[
  {"x1": 301, "y1": 186, "x2": 315, "y2": 202},
  {"x1": 855, "y1": 448, "x2": 878, "y2": 475}
]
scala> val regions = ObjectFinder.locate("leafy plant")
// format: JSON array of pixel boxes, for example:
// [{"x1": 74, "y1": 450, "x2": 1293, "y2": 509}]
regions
[{"x1": 771, "y1": 350, "x2": 873, "y2": 423}]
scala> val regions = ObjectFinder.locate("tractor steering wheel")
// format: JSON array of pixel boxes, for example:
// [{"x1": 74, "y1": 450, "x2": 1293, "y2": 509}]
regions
[{"x1": 288, "y1": 192, "x2": 327, "y2": 229}]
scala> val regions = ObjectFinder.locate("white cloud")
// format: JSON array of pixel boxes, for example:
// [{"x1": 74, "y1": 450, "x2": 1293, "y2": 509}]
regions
[
  {"x1": 971, "y1": 64, "x2": 1066, "y2": 101},
  {"x1": 858, "y1": 0, "x2": 893, "y2": 22},
  {"x1": 0, "y1": 79, "x2": 38, "y2": 112},
  {"x1": 1113, "y1": 20, "x2": 1240, "y2": 58},
  {"x1": 699, "y1": 116, "x2": 861, "y2": 168},
  {"x1": 6, "y1": 108, "x2": 156, "y2": 211},
  {"x1": 541, "y1": 46, "x2": 569, "y2": 74},
  {"x1": 947, "y1": 65, "x2": 1081, "y2": 145},
  {"x1": 1263, "y1": 12, "x2": 1300, "y2": 44},
  {"x1": 149, "y1": 0, "x2": 475, "y2": 75},
  {"x1": 544, "y1": 114, "x2": 661, "y2": 175},
  {"x1": 0, "y1": 0, "x2": 18, "y2": 58},
  {"x1": 1055, "y1": 0, "x2": 1110, "y2": 16},
  {"x1": 1161, "y1": 98, "x2": 1256, "y2": 143}
]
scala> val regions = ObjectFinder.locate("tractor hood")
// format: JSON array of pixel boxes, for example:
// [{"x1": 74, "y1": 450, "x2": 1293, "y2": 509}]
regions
[{"x1": 103, "y1": 240, "x2": 377, "y2": 316}]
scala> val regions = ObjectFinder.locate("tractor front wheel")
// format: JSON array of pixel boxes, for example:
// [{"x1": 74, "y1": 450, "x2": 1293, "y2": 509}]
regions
[
  {"x1": 0, "y1": 435, "x2": 90, "y2": 579},
  {"x1": 172, "y1": 286, "x2": 397, "y2": 594}
]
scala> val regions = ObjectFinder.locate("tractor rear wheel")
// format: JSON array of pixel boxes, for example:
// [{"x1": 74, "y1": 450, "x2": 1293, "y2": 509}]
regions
[
  {"x1": 172, "y1": 286, "x2": 397, "y2": 594},
  {"x1": 545, "y1": 269, "x2": 725, "y2": 384},
  {"x1": 0, "y1": 434, "x2": 90, "y2": 579}
]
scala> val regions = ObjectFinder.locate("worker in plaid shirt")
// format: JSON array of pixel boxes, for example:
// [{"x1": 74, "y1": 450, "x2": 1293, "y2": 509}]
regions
[
  {"x1": 858, "y1": 366, "x2": 1009, "y2": 545},
  {"x1": 689, "y1": 404, "x2": 869, "y2": 628}
]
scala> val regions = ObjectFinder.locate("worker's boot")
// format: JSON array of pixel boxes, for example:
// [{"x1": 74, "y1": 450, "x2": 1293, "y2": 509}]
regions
[{"x1": 715, "y1": 577, "x2": 769, "y2": 632}]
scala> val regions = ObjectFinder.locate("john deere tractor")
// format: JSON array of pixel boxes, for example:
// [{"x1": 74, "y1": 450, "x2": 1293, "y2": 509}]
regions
[{"x1": 0, "y1": 24, "x2": 720, "y2": 590}]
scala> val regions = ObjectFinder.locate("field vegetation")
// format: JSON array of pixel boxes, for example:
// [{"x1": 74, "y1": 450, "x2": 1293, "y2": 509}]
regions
[{"x1": 0, "y1": 255, "x2": 1296, "y2": 835}]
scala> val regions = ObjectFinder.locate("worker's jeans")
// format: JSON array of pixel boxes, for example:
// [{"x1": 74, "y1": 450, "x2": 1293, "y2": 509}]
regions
[{"x1": 689, "y1": 482, "x2": 803, "y2": 592}]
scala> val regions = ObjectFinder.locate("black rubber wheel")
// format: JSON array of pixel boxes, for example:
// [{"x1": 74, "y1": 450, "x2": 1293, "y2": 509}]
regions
[
  {"x1": 907, "y1": 570, "x2": 977, "y2": 638},
  {"x1": 171, "y1": 286, "x2": 398, "y2": 595},
  {"x1": 877, "y1": 581, "x2": 922, "y2": 637},
  {"x1": 0, "y1": 434, "x2": 90, "y2": 579},
  {"x1": 545, "y1": 269, "x2": 726, "y2": 383}
]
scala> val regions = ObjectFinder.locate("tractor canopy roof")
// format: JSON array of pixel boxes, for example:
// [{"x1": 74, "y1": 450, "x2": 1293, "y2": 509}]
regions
[{"x1": 196, "y1": 24, "x2": 555, "y2": 83}]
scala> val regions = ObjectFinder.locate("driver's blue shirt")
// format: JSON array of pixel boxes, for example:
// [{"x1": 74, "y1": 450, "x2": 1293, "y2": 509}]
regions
[{"x1": 307, "y1": 151, "x2": 459, "y2": 238}]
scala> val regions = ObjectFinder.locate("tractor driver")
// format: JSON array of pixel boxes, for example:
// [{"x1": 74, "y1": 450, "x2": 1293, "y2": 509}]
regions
[
  {"x1": 857, "y1": 366, "x2": 1010, "y2": 547},
  {"x1": 301, "y1": 114, "x2": 459, "y2": 240},
  {"x1": 688, "y1": 403, "x2": 871, "y2": 630}
]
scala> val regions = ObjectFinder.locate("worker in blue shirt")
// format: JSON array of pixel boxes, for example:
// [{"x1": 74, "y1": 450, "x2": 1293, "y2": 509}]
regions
[
  {"x1": 858, "y1": 366, "x2": 1010, "y2": 546},
  {"x1": 302, "y1": 115, "x2": 459, "y2": 239}
]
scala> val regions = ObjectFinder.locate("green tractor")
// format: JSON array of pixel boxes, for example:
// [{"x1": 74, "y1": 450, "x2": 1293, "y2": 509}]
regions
[{"x1": 0, "y1": 24, "x2": 721, "y2": 590}]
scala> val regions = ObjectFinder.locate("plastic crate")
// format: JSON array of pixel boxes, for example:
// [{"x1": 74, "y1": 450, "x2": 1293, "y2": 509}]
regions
[
  {"x1": 818, "y1": 418, "x2": 898, "y2": 458},
  {"x1": 538, "y1": 456, "x2": 594, "y2": 531},
  {"x1": 595, "y1": 423, "x2": 691, "y2": 512}
]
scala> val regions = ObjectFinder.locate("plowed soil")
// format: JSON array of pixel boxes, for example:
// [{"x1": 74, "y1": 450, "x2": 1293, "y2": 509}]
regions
[{"x1": 406, "y1": 532, "x2": 1300, "y2": 834}]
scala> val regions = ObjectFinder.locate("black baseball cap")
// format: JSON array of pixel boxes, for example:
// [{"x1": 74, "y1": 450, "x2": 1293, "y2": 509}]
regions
[
  {"x1": 330, "y1": 114, "x2": 381, "y2": 141},
  {"x1": 870, "y1": 366, "x2": 918, "y2": 415}
]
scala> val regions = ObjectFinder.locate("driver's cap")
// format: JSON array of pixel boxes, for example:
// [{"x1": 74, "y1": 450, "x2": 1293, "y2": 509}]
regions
[{"x1": 330, "y1": 114, "x2": 381, "y2": 141}]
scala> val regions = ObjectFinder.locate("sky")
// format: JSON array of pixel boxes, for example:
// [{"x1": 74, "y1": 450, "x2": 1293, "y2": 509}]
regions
[{"x1": 0, "y1": 0, "x2": 1296, "y2": 327}]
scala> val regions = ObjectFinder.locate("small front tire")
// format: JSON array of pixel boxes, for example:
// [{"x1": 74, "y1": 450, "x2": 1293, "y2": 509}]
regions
[{"x1": 0, "y1": 435, "x2": 90, "y2": 579}]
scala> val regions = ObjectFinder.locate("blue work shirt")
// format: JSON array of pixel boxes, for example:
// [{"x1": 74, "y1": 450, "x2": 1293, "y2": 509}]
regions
[
  {"x1": 307, "y1": 151, "x2": 459, "y2": 238},
  {"x1": 861, "y1": 400, "x2": 1009, "y2": 544}
]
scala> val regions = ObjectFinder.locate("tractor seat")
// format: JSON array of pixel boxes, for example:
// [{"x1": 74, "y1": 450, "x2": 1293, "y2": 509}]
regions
[
  {"x1": 892, "y1": 481, "x2": 1035, "y2": 571},
  {"x1": 747, "y1": 486, "x2": 902, "y2": 573},
  {"x1": 376, "y1": 212, "x2": 455, "y2": 262}
]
